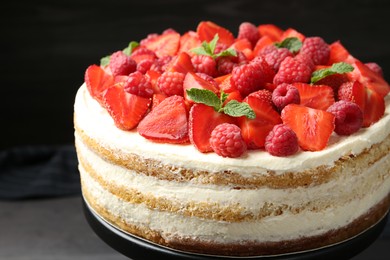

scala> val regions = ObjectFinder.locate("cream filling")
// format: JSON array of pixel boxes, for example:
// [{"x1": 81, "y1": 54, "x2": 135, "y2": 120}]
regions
[
  {"x1": 80, "y1": 154, "x2": 390, "y2": 243},
  {"x1": 76, "y1": 136, "x2": 390, "y2": 217},
  {"x1": 74, "y1": 84, "x2": 390, "y2": 175}
]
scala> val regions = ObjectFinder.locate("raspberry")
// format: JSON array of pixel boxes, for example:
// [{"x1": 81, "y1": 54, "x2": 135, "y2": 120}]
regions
[
  {"x1": 231, "y1": 62, "x2": 269, "y2": 97},
  {"x1": 191, "y1": 55, "x2": 217, "y2": 76},
  {"x1": 150, "y1": 56, "x2": 173, "y2": 73},
  {"x1": 365, "y1": 62, "x2": 384, "y2": 77},
  {"x1": 260, "y1": 45, "x2": 293, "y2": 71},
  {"x1": 294, "y1": 53, "x2": 316, "y2": 71},
  {"x1": 265, "y1": 124, "x2": 299, "y2": 156},
  {"x1": 273, "y1": 56, "x2": 312, "y2": 85},
  {"x1": 210, "y1": 123, "x2": 247, "y2": 158},
  {"x1": 237, "y1": 22, "x2": 260, "y2": 47},
  {"x1": 137, "y1": 59, "x2": 154, "y2": 74},
  {"x1": 250, "y1": 56, "x2": 276, "y2": 83},
  {"x1": 247, "y1": 89, "x2": 273, "y2": 107},
  {"x1": 300, "y1": 37, "x2": 330, "y2": 65},
  {"x1": 124, "y1": 71, "x2": 154, "y2": 98},
  {"x1": 217, "y1": 50, "x2": 247, "y2": 75},
  {"x1": 157, "y1": 71, "x2": 185, "y2": 96},
  {"x1": 326, "y1": 100, "x2": 363, "y2": 135},
  {"x1": 272, "y1": 83, "x2": 300, "y2": 111},
  {"x1": 109, "y1": 51, "x2": 137, "y2": 76}
]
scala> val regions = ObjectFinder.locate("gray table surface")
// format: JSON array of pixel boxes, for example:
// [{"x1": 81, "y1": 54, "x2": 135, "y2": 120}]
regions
[{"x1": 0, "y1": 196, "x2": 389, "y2": 260}]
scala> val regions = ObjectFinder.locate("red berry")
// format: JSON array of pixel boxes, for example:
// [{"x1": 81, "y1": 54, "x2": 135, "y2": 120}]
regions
[
  {"x1": 273, "y1": 56, "x2": 313, "y2": 85},
  {"x1": 124, "y1": 71, "x2": 154, "y2": 98},
  {"x1": 84, "y1": 65, "x2": 114, "y2": 105},
  {"x1": 195, "y1": 73, "x2": 219, "y2": 89},
  {"x1": 272, "y1": 83, "x2": 300, "y2": 111},
  {"x1": 265, "y1": 124, "x2": 299, "y2": 156},
  {"x1": 300, "y1": 37, "x2": 330, "y2": 65},
  {"x1": 365, "y1": 62, "x2": 383, "y2": 77},
  {"x1": 130, "y1": 47, "x2": 157, "y2": 64},
  {"x1": 217, "y1": 58, "x2": 237, "y2": 75},
  {"x1": 260, "y1": 45, "x2": 293, "y2": 71},
  {"x1": 150, "y1": 56, "x2": 173, "y2": 73},
  {"x1": 191, "y1": 55, "x2": 217, "y2": 76},
  {"x1": 327, "y1": 100, "x2": 363, "y2": 135},
  {"x1": 137, "y1": 59, "x2": 154, "y2": 74},
  {"x1": 337, "y1": 81, "x2": 365, "y2": 111},
  {"x1": 293, "y1": 82, "x2": 335, "y2": 111},
  {"x1": 237, "y1": 22, "x2": 260, "y2": 47},
  {"x1": 197, "y1": 21, "x2": 235, "y2": 46},
  {"x1": 109, "y1": 51, "x2": 137, "y2": 77},
  {"x1": 247, "y1": 89, "x2": 273, "y2": 107},
  {"x1": 157, "y1": 71, "x2": 185, "y2": 96},
  {"x1": 210, "y1": 123, "x2": 247, "y2": 158}
]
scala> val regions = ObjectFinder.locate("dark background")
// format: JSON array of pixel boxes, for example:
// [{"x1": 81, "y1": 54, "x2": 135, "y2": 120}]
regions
[{"x1": 2, "y1": 0, "x2": 390, "y2": 150}]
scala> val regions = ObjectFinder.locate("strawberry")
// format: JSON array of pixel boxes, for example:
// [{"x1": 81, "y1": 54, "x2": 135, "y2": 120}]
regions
[
  {"x1": 103, "y1": 85, "x2": 151, "y2": 130},
  {"x1": 223, "y1": 90, "x2": 242, "y2": 106},
  {"x1": 327, "y1": 41, "x2": 355, "y2": 65},
  {"x1": 197, "y1": 21, "x2": 235, "y2": 46},
  {"x1": 230, "y1": 38, "x2": 254, "y2": 60},
  {"x1": 293, "y1": 82, "x2": 335, "y2": 110},
  {"x1": 151, "y1": 93, "x2": 167, "y2": 110},
  {"x1": 183, "y1": 72, "x2": 219, "y2": 102},
  {"x1": 281, "y1": 104, "x2": 335, "y2": 151},
  {"x1": 141, "y1": 30, "x2": 180, "y2": 58},
  {"x1": 280, "y1": 28, "x2": 305, "y2": 42},
  {"x1": 257, "y1": 24, "x2": 283, "y2": 42},
  {"x1": 238, "y1": 96, "x2": 282, "y2": 149},
  {"x1": 350, "y1": 60, "x2": 390, "y2": 98},
  {"x1": 363, "y1": 87, "x2": 385, "y2": 127},
  {"x1": 217, "y1": 74, "x2": 237, "y2": 93},
  {"x1": 138, "y1": 95, "x2": 189, "y2": 143},
  {"x1": 130, "y1": 47, "x2": 157, "y2": 64},
  {"x1": 253, "y1": 35, "x2": 274, "y2": 57},
  {"x1": 338, "y1": 81, "x2": 365, "y2": 112},
  {"x1": 179, "y1": 30, "x2": 202, "y2": 55},
  {"x1": 85, "y1": 65, "x2": 115, "y2": 105},
  {"x1": 189, "y1": 104, "x2": 236, "y2": 152},
  {"x1": 166, "y1": 52, "x2": 194, "y2": 74},
  {"x1": 145, "y1": 69, "x2": 162, "y2": 94}
]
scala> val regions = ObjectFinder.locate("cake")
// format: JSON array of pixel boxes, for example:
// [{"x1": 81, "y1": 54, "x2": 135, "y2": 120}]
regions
[{"x1": 74, "y1": 21, "x2": 390, "y2": 256}]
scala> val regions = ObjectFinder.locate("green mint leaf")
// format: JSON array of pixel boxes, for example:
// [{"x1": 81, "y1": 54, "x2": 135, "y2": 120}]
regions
[
  {"x1": 215, "y1": 48, "x2": 237, "y2": 58},
  {"x1": 223, "y1": 100, "x2": 256, "y2": 119},
  {"x1": 100, "y1": 55, "x2": 110, "y2": 67},
  {"x1": 209, "y1": 34, "x2": 219, "y2": 54},
  {"x1": 311, "y1": 62, "x2": 354, "y2": 83},
  {"x1": 274, "y1": 37, "x2": 302, "y2": 53},
  {"x1": 190, "y1": 46, "x2": 211, "y2": 56},
  {"x1": 123, "y1": 41, "x2": 139, "y2": 56},
  {"x1": 220, "y1": 91, "x2": 229, "y2": 104},
  {"x1": 186, "y1": 88, "x2": 221, "y2": 111}
]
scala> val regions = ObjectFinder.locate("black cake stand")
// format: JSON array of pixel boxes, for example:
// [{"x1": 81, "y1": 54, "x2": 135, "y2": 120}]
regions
[{"x1": 82, "y1": 199, "x2": 388, "y2": 260}]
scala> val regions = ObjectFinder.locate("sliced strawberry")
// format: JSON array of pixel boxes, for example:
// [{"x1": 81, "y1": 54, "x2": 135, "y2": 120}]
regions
[
  {"x1": 238, "y1": 96, "x2": 282, "y2": 149},
  {"x1": 145, "y1": 69, "x2": 162, "y2": 94},
  {"x1": 293, "y1": 82, "x2": 335, "y2": 110},
  {"x1": 141, "y1": 31, "x2": 180, "y2": 58},
  {"x1": 363, "y1": 88, "x2": 385, "y2": 127},
  {"x1": 151, "y1": 93, "x2": 167, "y2": 110},
  {"x1": 189, "y1": 104, "x2": 236, "y2": 152},
  {"x1": 166, "y1": 52, "x2": 194, "y2": 74},
  {"x1": 230, "y1": 38, "x2": 254, "y2": 60},
  {"x1": 85, "y1": 65, "x2": 115, "y2": 105},
  {"x1": 281, "y1": 104, "x2": 335, "y2": 151},
  {"x1": 130, "y1": 47, "x2": 157, "y2": 64},
  {"x1": 280, "y1": 28, "x2": 305, "y2": 42},
  {"x1": 183, "y1": 72, "x2": 219, "y2": 102},
  {"x1": 179, "y1": 30, "x2": 202, "y2": 55},
  {"x1": 102, "y1": 85, "x2": 151, "y2": 130},
  {"x1": 351, "y1": 60, "x2": 390, "y2": 98},
  {"x1": 138, "y1": 95, "x2": 189, "y2": 143},
  {"x1": 327, "y1": 41, "x2": 355, "y2": 65},
  {"x1": 313, "y1": 69, "x2": 349, "y2": 94},
  {"x1": 253, "y1": 35, "x2": 274, "y2": 57},
  {"x1": 196, "y1": 21, "x2": 235, "y2": 46},
  {"x1": 338, "y1": 80, "x2": 366, "y2": 112},
  {"x1": 217, "y1": 74, "x2": 237, "y2": 93},
  {"x1": 223, "y1": 90, "x2": 242, "y2": 106},
  {"x1": 257, "y1": 24, "x2": 283, "y2": 42}
]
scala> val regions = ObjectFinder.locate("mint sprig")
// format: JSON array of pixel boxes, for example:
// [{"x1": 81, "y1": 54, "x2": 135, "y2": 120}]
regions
[
  {"x1": 274, "y1": 37, "x2": 302, "y2": 54},
  {"x1": 100, "y1": 41, "x2": 140, "y2": 66},
  {"x1": 311, "y1": 62, "x2": 354, "y2": 84},
  {"x1": 190, "y1": 34, "x2": 237, "y2": 59},
  {"x1": 186, "y1": 88, "x2": 255, "y2": 119}
]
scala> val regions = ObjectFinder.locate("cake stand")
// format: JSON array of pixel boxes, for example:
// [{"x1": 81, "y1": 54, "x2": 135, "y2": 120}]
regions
[{"x1": 82, "y1": 199, "x2": 388, "y2": 260}]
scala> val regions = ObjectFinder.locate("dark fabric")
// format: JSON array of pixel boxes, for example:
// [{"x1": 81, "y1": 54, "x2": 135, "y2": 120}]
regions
[{"x1": 0, "y1": 145, "x2": 80, "y2": 200}]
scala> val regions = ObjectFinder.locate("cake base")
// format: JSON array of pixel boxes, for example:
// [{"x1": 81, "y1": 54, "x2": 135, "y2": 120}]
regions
[{"x1": 82, "y1": 198, "x2": 388, "y2": 260}]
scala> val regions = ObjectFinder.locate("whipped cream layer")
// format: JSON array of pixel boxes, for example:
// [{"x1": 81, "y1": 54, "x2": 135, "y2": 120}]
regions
[{"x1": 74, "y1": 84, "x2": 390, "y2": 175}]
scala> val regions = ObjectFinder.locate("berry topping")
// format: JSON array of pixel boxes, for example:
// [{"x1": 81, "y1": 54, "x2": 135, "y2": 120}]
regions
[
  {"x1": 300, "y1": 36, "x2": 330, "y2": 65},
  {"x1": 109, "y1": 51, "x2": 137, "y2": 77},
  {"x1": 210, "y1": 123, "x2": 247, "y2": 158},
  {"x1": 247, "y1": 89, "x2": 273, "y2": 107},
  {"x1": 124, "y1": 71, "x2": 154, "y2": 98},
  {"x1": 84, "y1": 65, "x2": 114, "y2": 105},
  {"x1": 337, "y1": 81, "x2": 365, "y2": 111},
  {"x1": 260, "y1": 44, "x2": 293, "y2": 71},
  {"x1": 157, "y1": 71, "x2": 185, "y2": 96},
  {"x1": 265, "y1": 124, "x2": 299, "y2": 156},
  {"x1": 327, "y1": 100, "x2": 363, "y2": 135},
  {"x1": 365, "y1": 62, "x2": 383, "y2": 77},
  {"x1": 237, "y1": 22, "x2": 260, "y2": 47},
  {"x1": 273, "y1": 56, "x2": 312, "y2": 85},
  {"x1": 293, "y1": 82, "x2": 335, "y2": 110},
  {"x1": 141, "y1": 30, "x2": 180, "y2": 58},
  {"x1": 272, "y1": 83, "x2": 300, "y2": 111},
  {"x1": 197, "y1": 21, "x2": 235, "y2": 46},
  {"x1": 191, "y1": 55, "x2": 217, "y2": 76}
]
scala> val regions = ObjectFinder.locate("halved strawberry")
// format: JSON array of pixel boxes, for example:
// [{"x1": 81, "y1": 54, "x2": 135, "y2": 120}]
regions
[
  {"x1": 293, "y1": 82, "x2": 335, "y2": 110},
  {"x1": 183, "y1": 72, "x2": 219, "y2": 102},
  {"x1": 85, "y1": 65, "x2": 115, "y2": 105},
  {"x1": 130, "y1": 47, "x2": 157, "y2": 64},
  {"x1": 363, "y1": 88, "x2": 385, "y2": 127},
  {"x1": 138, "y1": 95, "x2": 189, "y2": 143},
  {"x1": 281, "y1": 104, "x2": 335, "y2": 151},
  {"x1": 338, "y1": 80, "x2": 366, "y2": 112},
  {"x1": 179, "y1": 30, "x2": 202, "y2": 55},
  {"x1": 223, "y1": 90, "x2": 242, "y2": 106},
  {"x1": 257, "y1": 24, "x2": 283, "y2": 42},
  {"x1": 102, "y1": 85, "x2": 151, "y2": 130},
  {"x1": 145, "y1": 69, "x2": 162, "y2": 94},
  {"x1": 189, "y1": 104, "x2": 236, "y2": 152},
  {"x1": 197, "y1": 21, "x2": 235, "y2": 46},
  {"x1": 238, "y1": 96, "x2": 282, "y2": 149},
  {"x1": 253, "y1": 35, "x2": 274, "y2": 57},
  {"x1": 230, "y1": 38, "x2": 254, "y2": 60},
  {"x1": 351, "y1": 60, "x2": 390, "y2": 98},
  {"x1": 327, "y1": 41, "x2": 355, "y2": 65},
  {"x1": 151, "y1": 93, "x2": 167, "y2": 110},
  {"x1": 166, "y1": 52, "x2": 194, "y2": 74},
  {"x1": 216, "y1": 74, "x2": 237, "y2": 93},
  {"x1": 141, "y1": 31, "x2": 180, "y2": 58},
  {"x1": 280, "y1": 28, "x2": 305, "y2": 42}
]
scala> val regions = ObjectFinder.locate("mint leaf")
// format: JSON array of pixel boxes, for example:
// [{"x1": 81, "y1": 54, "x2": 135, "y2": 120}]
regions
[
  {"x1": 190, "y1": 46, "x2": 210, "y2": 56},
  {"x1": 215, "y1": 48, "x2": 237, "y2": 58},
  {"x1": 190, "y1": 34, "x2": 236, "y2": 59},
  {"x1": 311, "y1": 62, "x2": 354, "y2": 83},
  {"x1": 223, "y1": 100, "x2": 256, "y2": 119},
  {"x1": 123, "y1": 41, "x2": 139, "y2": 56},
  {"x1": 209, "y1": 34, "x2": 219, "y2": 54},
  {"x1": 100, "y1": 55, "x2": 110, "y2": 66},
  {"x1": 186, "y1": 88, "x2": 221, "y2": 111},
  {"x1": 274, "y1": 37, "x2": 302, "y2": 53}
]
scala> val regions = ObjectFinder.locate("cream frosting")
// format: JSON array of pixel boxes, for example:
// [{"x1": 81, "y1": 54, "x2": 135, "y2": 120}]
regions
[{"x1": 74, "y1": 83, "x2": 390, "y2": 175}]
